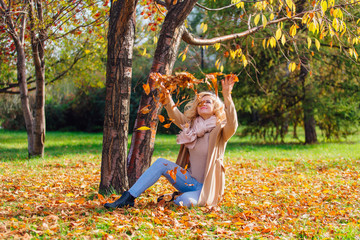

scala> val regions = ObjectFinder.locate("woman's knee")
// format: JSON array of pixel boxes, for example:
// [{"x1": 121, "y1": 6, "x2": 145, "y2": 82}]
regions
[
  {"x1": 174, "y1": 191, "x2": 200, "y2": 207},
  {"x1": 153, "y1": 158, "x2": 170, "y2": 166}
]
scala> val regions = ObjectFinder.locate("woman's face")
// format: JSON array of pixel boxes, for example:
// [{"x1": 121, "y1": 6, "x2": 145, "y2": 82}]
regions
[{"x1": 197, "y1": 95, "x2": 215, "y2": 120}]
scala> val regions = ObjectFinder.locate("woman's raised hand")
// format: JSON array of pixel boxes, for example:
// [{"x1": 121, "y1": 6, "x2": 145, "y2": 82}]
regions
[
  {"x1": 160, "y1": 82, "x2": 172, "y2": 105},
  {"x1": 221, "y1": 75, "x2": 236, "y2": 98}
]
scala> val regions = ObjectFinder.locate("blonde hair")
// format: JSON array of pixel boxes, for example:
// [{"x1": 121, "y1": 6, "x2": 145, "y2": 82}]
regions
[{"x1": 184, "y1": 92, "x2": 226, "y2": 124}]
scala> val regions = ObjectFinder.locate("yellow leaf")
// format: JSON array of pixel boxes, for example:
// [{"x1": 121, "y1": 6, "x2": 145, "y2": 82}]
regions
[
  {"x1": 281, "y1": 34, "x2": 286, "y2": 45},
  {"x1": 141, "y1": 48, "x2": 147, "y2": 56},
  {"x1": 66, "y1": 193, "x2": 74, "y2": 197},
  {"x1": 262, "y1": 15, "x2": 268, "y2": 28},
  {"x1": 84, "y1": 49, "x2": 90, "y2": 54},
  {"x1": 254, "y1": 14, "x2": 261, "y2": 26},
  {"x1": 182, "y1": 54, "x2": 186, "y2": 61},
  {"x1": 321, "y1": 1, "x2": 328, "y2": 14},
  {"x1": 242, "y1": 55, "x2": 248, "y2": 67},
  {"x1": 315, "y1": 39, "x2": 320, "y2": 50},
  {"x1": 288, "y1": 62, "x2": 296, "y2": 72},
  {"x1": 275, "y1": 28, "x2": 282, "y2": 40},
  {"x1": 203, "y1": 24, "x2": 208, "y2": 33},
  {"x1": 230, "y1": 50, "x2": 236, "y2": 59},
  {"x1": 270, "y1": 37, "x2": 276, "y2": 48},
  {"x1": 220, "y1": 65, "x2": 224, "y2": 72},
  {"x1": 285, "y1": 0, "x2": 293, "y2": 10},
  {"x1": 214, "y1": 43, "x2": 221, "y2": 51},
  {"x1": 262, "y1": 38, "x2": 266, "y2": 49},
  {"x1": 307, "y1": 37, "x2": 312, "y2": 49},
  {"x1": 270, "y1": 13, "x2": 275, "y2": 21},
  {"x1": 154, "y1": 36, "x2": 158, "y2": 44},
  {"x1": 290, "y1": 24, "x2": 297, "y2": 37},
  {"x1": 137, "y1": 126, "x2": 151, "y2": 131}
]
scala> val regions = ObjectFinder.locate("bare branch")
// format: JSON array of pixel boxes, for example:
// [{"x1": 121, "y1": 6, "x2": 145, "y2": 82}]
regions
[
  {"x1": 182, "y1": 15, "x2": 293, "y2": 46},
  {"x1": 196, "y1": 0, "x2": 263, "y2": 11}
]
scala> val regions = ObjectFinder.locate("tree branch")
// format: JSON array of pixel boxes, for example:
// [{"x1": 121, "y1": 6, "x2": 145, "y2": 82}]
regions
[
  {"x1": 182, "y1": 15, "x2": 294, "y2": 46},
  {"x1": 0, "y1": 46, "x2": 87, "y2": 94},
  {"x1": 196, "y1": 0, "x2": 263, "y2": 11}
]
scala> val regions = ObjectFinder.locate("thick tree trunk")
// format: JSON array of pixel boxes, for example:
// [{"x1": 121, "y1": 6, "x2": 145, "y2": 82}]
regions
[
  {"x1": 127, "y1": 0, "x2": 198, "y2": 187},
  {"x1": 99, "y1": 0, "x2": 137, "y2": 195},
  {"x1": 297, "y1": 0, "x2": 317, "y2": 144},
  {"x1": 29, "y1": 1, "x2": 46, "y2": 157},
  {"x1": 16, "y1": 40, "x2": 35, "y2": 155},
  {"x1": 9, "y1": 14, "x2": 36, "y2": 156},
  {"x1": 300, "y1": 61, "x2": 317, "y2": 144}
]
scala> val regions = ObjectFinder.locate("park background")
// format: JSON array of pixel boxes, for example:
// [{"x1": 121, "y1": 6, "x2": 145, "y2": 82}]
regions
[{"x1": 1, "y1": 0, "x2": 360, "y2": 239}]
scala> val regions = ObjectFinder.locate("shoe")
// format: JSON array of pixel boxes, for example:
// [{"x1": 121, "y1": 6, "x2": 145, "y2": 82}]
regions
[
  {"x1": 104, "y1": 191, "x2": 135, "y2": 209},
  {"x1": 157, "y1": 191, "x2": 182, "y2": 203}
]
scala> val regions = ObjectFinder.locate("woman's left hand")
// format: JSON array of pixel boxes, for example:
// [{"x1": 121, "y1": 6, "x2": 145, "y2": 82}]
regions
[{"x1": 221, "y1": 75, "x2": 236, "y2": 97}]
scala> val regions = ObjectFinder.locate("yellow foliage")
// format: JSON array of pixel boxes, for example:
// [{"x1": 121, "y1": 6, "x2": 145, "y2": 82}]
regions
[
  {"x1": 289, "y1": 24, "x2": 297, "y2": 37},
  {"x1": 315, "y1": 39, "x2": 321, "y2": 50},
  {"x1": 214, "y1": 43, "x2": 221, "y2": 51},
  {"x1": 307, "y1": 37, "x2": 312, "y2": 49},
  {"x1": 276, "y1": 28, "x2": 282, "y2": 40},
  {"x1": 254, "y1": 14, "x2": 261, "y2": 26}
]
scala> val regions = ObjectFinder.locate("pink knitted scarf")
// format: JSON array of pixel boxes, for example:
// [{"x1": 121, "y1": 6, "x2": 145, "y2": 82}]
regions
[{"x1": 176, "y1": 115, "x2": 217, "y2": 149}]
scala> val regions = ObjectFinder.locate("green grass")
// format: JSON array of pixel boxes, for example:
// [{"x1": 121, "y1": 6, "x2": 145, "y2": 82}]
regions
[{"x1": 0, "y1": 128, "x2": 360, "y2": 239}]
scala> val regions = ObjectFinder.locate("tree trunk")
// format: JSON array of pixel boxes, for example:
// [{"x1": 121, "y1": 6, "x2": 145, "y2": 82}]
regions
[
  {"x1": 16, "y1": 40, "x2": 35, "y2": 155},
  {"x1": 99, "y1": 0, "x2": 137, "y2": 195},
  {"x1": 300, "y1": 61, "x2": 317, "y2": 144},
  {"x1": 297, "y1": 0, "x2": 317, "y2": 144},
  {"x1": 29, "y1": 0, "x2": 46, "y2": 157},
  {"x1": 9, "y1": 14, "x2": 36, "y2": 156},
  {"x1": 127, "y1": 1, "x2": 198, "y2": 187}
]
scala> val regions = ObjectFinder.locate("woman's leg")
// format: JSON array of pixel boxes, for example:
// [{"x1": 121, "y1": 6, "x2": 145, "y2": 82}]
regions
[
  {"x1": 128, "y1": 158, "x2": 202, "y2": 197},
  {"x1": 173, "y1": 190, "x2": 202, "y2": 207}
]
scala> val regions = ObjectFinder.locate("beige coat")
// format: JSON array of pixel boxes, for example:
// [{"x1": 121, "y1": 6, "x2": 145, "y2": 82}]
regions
[{"x1": 164, "y1": 95, "x2": 238, "y2": 206}]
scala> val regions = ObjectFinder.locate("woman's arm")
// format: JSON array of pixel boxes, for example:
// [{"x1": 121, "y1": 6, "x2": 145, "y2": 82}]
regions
[
  {"x1": 221, "y1": 76, "x2": 239, "y2": 142},
  {"x1": 163, "y1": 92, "x2": 188, "y2": 129}
]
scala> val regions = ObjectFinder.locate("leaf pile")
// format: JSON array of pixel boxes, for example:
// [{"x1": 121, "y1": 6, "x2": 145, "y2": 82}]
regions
[{"x1": 1, "y1": 152, "x2": 359, "y2": 239}]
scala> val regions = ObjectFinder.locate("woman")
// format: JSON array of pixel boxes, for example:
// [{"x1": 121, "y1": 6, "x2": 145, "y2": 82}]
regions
[{"x1": 104, "y1": 76, "x2": 238, "y2": 208}]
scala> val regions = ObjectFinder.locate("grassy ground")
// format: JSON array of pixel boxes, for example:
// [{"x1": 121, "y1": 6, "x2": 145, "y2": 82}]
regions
[{"x1": 0, "y1": 129, "x2": 360, "y2": 239}]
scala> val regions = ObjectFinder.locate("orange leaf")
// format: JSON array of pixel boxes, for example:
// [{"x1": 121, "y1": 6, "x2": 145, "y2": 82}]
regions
[
  {"x1": 140, "y1": 105, "x2": 151, "y2": 114},
  {"x1": 163, "y1": 123, "x2": 171, "y2": 128},
  {"x1": 225, "y1": 74, "x2": 239, "y2": 82},
  {"x1": 143, "y1": 83, "x2": 150, "y2": 95},
  {"x1": 158, "y1": 115, "x2": 165, "y2": 123}
]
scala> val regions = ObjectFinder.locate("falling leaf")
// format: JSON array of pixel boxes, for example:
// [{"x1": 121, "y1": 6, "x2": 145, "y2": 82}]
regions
[
  {"x1": 158, "y1": 115, "x2": 165, "y2": 123},
  {"x1": 143, "y1": 83, "x2": 150, "y2": 95},
  {"x1": 136, "y1": 126, "x2": 151, "y2": 131},
  {"x1": 140, "y1": 105, "x2": 151, "y2": 114}
]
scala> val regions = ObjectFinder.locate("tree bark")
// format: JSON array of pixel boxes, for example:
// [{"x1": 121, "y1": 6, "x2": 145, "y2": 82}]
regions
[
  {"x1": 6, "y1": 8, "x2": 36, "y2": 156},
  {"x1": 29, "y1": 0, "x2": 46, "y2": 157},
  {"x1": 297, "y1": 0, "x2": 317, "y2": 144},
  {"x1": 99, "y1": 0, "x2": 137, "y2": 195},
  {"x1": 302, "y1": 77, "x2": 318, "y2": 144},
  {"x1": 16, "y1": 38, "x2": 35, "y2": 155},
  {"x1": 127, "y1": 0, "x2": 198, "y2": 187}
]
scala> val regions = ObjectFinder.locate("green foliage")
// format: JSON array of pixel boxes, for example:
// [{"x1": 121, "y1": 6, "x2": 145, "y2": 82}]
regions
[{"x1": 0, "y1": 95, "x2": 26, "y2": 130}]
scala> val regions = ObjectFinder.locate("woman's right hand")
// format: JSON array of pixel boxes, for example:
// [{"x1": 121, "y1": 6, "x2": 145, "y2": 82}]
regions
[{"x1": 160, "y1": 83, "x2": 172, "y2": 106}]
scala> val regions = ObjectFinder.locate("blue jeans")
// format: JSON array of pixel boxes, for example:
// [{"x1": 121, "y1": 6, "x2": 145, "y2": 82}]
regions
[{"x1": 128, "y1": 158, "x2": 203, "y2": 207}]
